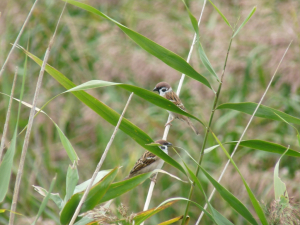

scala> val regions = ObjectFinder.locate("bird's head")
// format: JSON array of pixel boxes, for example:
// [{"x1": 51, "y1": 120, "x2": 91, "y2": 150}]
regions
[
  {"x1": 155, "y1": 139, "x2": 172, "y2": 151},
  {"x1": 153, "y1": 82, "x2": 172, "y2": 96}
]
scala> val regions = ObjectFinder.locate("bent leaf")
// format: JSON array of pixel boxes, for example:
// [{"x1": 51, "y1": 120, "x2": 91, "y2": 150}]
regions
[
  {"x1": 60, "y1": 167, "x2": 118, "y2": 224},
  {"x1": 132, "y1": 200, "x2": 178, "y2": 225},
  {"x1": 66, "y1": 80, "x2": 204, "y2": 125},
  {"x1": 65, "y1": 0, "x2": 212, "y2": 90},
  {"x1": 233, "y1": 6, "x2": 257, "y2": 38},
  {"x1": 274, "y1": 147, "x2": 289, "y2": 200},
  {"x1": 208, "y1": 0, "x2": 232, "y2": 29},
  {"x1": 227, "y1": 140, "x2": 300, "y2": 158},
  {"x1": 199, "y1": 166, "x2": 258, "y2": 225},
  {"x1": 33, "y1": 185, "x2": 64, "y2": 210},
  {"x1": 19, "y1": 46, "x2": 187, "y2": 176},
  {"x1": 65, "y1": 164, "x2": 79, "y2": 203},
  {"x1": 100, "y1": 169, "x2": 184, "y2": 203},
  {"x1": 217, "y1": 102, "x2": 300, "y2": 125},
  {"x1": 32, "y1": 175, "x2": 57, "y2": 225},
  {"x1": 211, "y1": 133, "x2": 268, "y2": 225},
  {"x1": 158, "y1": 216, "x2": 183, "y2": 225},
  {"x1": 182, "y1": 0, "x2": 219, "y2": 82}
]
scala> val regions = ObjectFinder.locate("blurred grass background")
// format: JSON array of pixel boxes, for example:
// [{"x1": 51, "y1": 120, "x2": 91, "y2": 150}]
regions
[{"x1": 0, "y1": 0, "x2": 300, "y2": 224}]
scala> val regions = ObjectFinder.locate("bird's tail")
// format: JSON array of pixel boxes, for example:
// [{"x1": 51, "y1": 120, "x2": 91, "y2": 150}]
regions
[{"x1": 186, "y1": 117, "x2": 199, "y2": 135}]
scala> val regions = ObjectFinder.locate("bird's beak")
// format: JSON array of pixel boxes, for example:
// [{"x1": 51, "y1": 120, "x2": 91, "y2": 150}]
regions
[
  {"x1": 153, "y1": 87, "x2": 158, "y2": 92},
  {"x1": 166, "y1": 142, "x2": 172, "y2": 146}
]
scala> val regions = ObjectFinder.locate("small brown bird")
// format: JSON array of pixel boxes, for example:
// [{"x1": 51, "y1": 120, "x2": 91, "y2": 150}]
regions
[
  {"x1": 124, "y1": 140, "x2": 172, "y2": 180},
  {"x1": 153, "y1": 82, "x2": 199, "y2": 135}
]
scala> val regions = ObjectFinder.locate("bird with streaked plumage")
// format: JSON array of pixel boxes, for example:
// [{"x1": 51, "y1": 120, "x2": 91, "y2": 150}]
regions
[
  {"x1": 124, "y1": 140, "x2": 172, "y2": 180},
  {"x1": 153, "y1": 82, "x2": 199, "y2": 135}
]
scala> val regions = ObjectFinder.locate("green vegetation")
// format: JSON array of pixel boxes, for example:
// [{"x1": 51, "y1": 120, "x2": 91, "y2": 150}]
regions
[{"x1": 0, "y1": 0, "x2": 300, "y2": 224}]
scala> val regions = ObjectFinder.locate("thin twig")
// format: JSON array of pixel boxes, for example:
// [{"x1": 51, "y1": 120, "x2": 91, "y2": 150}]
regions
[
  {"x1": 68, "y1": 92, "x2": 134, "y2": 225},
  {"x1": 0, "y1": 0, "x2": 39, "y2": 79},
  {"x1": 181, "y1": 31, "x2": 234, "y2": 224},
  {"x1": 0, "y1": 67, "x2": 18, "y2": 162},
  {"x1": 196, "y1": 41, "x2": 292, "y2": 224},
  {"x1": 8, "y1": 4, "x2": 67, "y2": 225},
  {"x1": 141, "y1": 1, "x2": 207, "y2": 223}
]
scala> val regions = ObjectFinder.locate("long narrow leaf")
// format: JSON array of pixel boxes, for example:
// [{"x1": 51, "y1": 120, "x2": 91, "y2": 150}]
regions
[
  {"x1": 199, "y1": 167, "x2": 258, "y2": 225},
  {"x1": 64, "y1": 0, "x2": 212, "y2": 90},
  {"x1": 274, "y1": 147, "x2": 289, "y2": 200},
  {"x1": 0, "y1": 129, "x2": 17, "y2": 202},
  {"x1": 217, "y1": 102, "x2": 300, "y2": 125},
  {"x1": 66, "y1": 80, "x2": 204, "y2": 126},
  {"x1": 226, "y1": 140, "x2": 300, "y2": 157},
  {"x1": 65, "y1": 164, "x2": 79, "y2": 203},
  {"x1": 60, "y1": 167, "x2": 118, "y2": 224},
  {"x1": 211, "y1": 132, "x2": 268, "y2": 225},
  {"x1": 182, "y1": 0, "x2": 220, "y2": 82},
  {"x1": 32, "y1": 175, "x2": 57, "y2": 225},
  {"x1": 18, "y1": 46, "x2": 187, "y2": 176},
  {"x1": 208, "y1": 0, "x2": 232, "y2": 29},
  {"x1": 55, "y1": 123, "x2": 79, "y2": 164},
  {"x1": 174, "y1": 147, "x2": 254, "y2": 224},
  {"x1": 233, "y1": 6, "x2": 257, "y2": 38}
]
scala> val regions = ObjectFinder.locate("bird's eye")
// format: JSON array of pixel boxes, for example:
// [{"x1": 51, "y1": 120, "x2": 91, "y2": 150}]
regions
[{"x1": 161, "y1": 88, "x2": 167, "y2": 92}]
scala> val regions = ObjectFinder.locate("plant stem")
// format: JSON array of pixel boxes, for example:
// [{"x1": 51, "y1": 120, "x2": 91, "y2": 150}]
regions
[
  {"x1": 141, "y1": 2, "x2": 208, "y2": 223},
  {"x1": 0, "y1": 67, "x2": 18, "y2": 162},
  {"x1": 9, "y1": 4, "x2": 66, "y2": 224},
  {"x1": 0, "y1": 0, "x2": 39, "y2": 79},
  {"x1": 196, "y1": 40, "x2": 292, "y2": 224},
  {"x1": 181, "y1": 36, "x2": 233, "y2": 225},
  {"x1": 68, "y1": 92, "x2": 134, "y2": 225}
]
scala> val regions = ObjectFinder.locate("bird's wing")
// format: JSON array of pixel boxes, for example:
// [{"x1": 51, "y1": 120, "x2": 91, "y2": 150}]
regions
[
  {"x1": 129, "y1": 151, "x2": 157, "y2": 175},
  {"x1": 165, "y1": 91, "x2": 186, "y2": 111}
]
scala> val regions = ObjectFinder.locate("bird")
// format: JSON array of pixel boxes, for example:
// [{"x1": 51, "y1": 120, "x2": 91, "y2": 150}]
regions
[
  {"x1": 153, "y1": 82, "x2": 199, "y2": 135},
  {"x1": 124, "y1": 139, "x2": 172, "y2": 181}
]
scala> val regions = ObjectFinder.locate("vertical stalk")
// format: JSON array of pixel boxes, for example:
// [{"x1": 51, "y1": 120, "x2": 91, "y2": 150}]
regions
[
  {"x1": 141, "y1": 2, "x2": 208, "y2": 222},
  {"x1": 181, "y1": 36, "x2": 233, "y2": 225},
  {"x1": 9, "y1": 4, "x2": 66, "y2": 224},
  {"x1": 0, "y1": 67, "x2": 18, "y2": 162},
  {"x1": 68, "y1": 93, "x2": 134, "y2": 225}
]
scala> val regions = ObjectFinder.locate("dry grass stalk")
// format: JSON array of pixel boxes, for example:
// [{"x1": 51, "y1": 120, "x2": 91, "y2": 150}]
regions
[
  {"x1": 0, "y1": 66, "x2": 18, "y2": 162},
  {"x1": 0, "y1": 0, "x2": 39, "y2": 79},
  {"x1": 68, "y1": 92, "x2": 134, "y2": 225},
  {"x1": 196, "y1": 41, "x2": 293, "y2": 224},
  {"x1": 8, "y1": 3, "x2": 67, "y2": 225},
  {"x1": 81, "y1": 203, "x2": 136, "y2": 224},
  {"x1": 141, "y1": 1, "x2": 208, "y2": 224}
]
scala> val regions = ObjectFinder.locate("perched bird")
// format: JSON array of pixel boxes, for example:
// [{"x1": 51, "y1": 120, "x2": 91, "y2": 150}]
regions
[
  {"x1": 124, "y1": 139, "x2": 172, "y2": 180},
  {"x1": 153, "y1": 82, "x2": 199, "y2": 135}
]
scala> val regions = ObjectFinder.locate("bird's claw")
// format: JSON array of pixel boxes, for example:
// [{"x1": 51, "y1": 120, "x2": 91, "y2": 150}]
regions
[{"x1": 165, "y1": 122, "x2": 172, "y2": 127}]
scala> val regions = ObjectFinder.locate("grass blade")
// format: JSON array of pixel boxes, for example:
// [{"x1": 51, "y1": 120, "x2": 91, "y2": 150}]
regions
[
  {"x1": 226, "y1": 140, "x2": 300, "y2": 157},
  {"x1": 18, "y1": 46, "x2": 187, "y2": 176},
  {"x1": 31, "y1": 175, "x2": 57, "y2": 225},
  {"x1": 66, "y1": 80, "x2": 204, "y2": 126},
  {"x1": 233, "y1": 6, "x2": 257, "y2": 38},
  {"x1": 274, "y1": 147, "x2": 289, "y2": 200},
  {"x1": 158, "y1": 216, "x2": 183, "y2": 225},
  {"x1": 54, "y1": 123, "x2": 79, "y2": 164},
  {"x1": 182, "y1": 0, "x2": 220, "y2": 82},
  {"x1": 60, "y1": 168, "x2": 118, "y2": 224},
  {"x1": 64, "y1": 0, "x2": 212, "y2": 90},
  {"x1": 217, "y1": 102, "x2": 300, "y2": 125},
  {"x1": 211, "y1": 132, "x2": 268, "y2": 225},
  {"x1": 0, "y1": 67, "x2": 18, "y2": 162},
  {"x1": 0, "y1": 129, "x2": 17, "y2": 202},
  {"x1": 65, "y1": 164, "x2": 79, "y2": 203},
  {"x1": 199, "y1": 166, "x2": 258, "y2": 224},
  {"x1": 208, "y1": 0, "x2": 232, "y2": 29}
]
